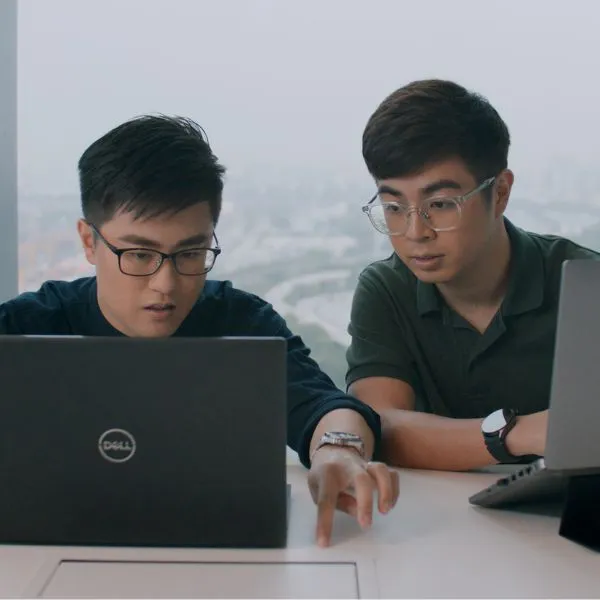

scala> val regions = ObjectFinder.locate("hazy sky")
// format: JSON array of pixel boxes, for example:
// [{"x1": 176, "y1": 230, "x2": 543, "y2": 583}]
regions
[{"x1": 17, "y1": 0, "x2": 600, "y2": 195}]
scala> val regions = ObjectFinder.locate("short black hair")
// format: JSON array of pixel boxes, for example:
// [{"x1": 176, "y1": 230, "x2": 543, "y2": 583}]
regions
[
  {"x1": 79, "y1": 114, "x2": 226, "y2": 226},
  {"x1": 362, "y1": 79, "x2": 510, "y2": 183}
]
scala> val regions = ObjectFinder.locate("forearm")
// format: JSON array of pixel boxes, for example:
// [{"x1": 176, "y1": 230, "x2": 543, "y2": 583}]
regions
[
  {"x1": 310, "y1": 408, "x2": 375, "y2": 461},
  {"x1": 380, "y1": 409, "x2": 493, "y2": 471}
]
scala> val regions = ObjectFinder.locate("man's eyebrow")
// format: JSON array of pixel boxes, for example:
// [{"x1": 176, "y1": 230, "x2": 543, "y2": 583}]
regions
[
  {"x1": 173, "y1": 233, "x2": 210, "y2": 248},
  {"x1": 377, "y1": 179, "x2": 464, "y2": 198},
  {"x1": 421, "y1": 179, "x2": 463, "y2": 196},
  {"x1": 376, "y1": 184, "x2": 403, "y2": 198},
  {"x1": 117, "y1": 233, "x2": 210, "y2": 249}
]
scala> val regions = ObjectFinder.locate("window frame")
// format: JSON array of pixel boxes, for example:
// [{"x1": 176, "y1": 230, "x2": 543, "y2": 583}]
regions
[{"x1": 0, "y1": 0, "x2": 17, "y2": 302}]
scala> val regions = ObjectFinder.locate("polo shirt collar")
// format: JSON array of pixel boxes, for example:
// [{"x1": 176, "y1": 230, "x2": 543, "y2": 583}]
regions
[
  {"x1": 416, "y1": 277, "x2": 442, "y2": 316},
  {"x1": 501, "y1": 219, "x2": 545, "y2": 316}
]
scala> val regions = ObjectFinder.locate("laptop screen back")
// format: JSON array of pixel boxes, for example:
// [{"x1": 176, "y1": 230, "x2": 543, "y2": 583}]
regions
[
  {"x1": 0, "y1": 336, "x2": 288, "y2": 547},
  {"x1": 546, "y1": 259, "x2": 600, "y2": 473}
]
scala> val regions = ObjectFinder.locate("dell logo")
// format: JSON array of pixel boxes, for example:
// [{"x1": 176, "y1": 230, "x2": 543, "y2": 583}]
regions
[{"x1": 98, "y1": 429, "x2": 136, "y2": 463}]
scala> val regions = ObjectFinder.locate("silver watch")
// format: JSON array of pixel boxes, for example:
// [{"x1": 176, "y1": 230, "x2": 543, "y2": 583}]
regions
[{"x1": 311, "y1": 431, "x2": 365, "y2": 462}]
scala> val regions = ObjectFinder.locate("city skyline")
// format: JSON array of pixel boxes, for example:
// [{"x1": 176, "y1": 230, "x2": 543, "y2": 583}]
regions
[{"x1": 18, "y1": 169, "x2": 600, "y2": 389}]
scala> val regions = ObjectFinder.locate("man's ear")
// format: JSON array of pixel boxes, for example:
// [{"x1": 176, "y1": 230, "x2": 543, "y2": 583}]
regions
[
  {"x1": 493, "y1": 169, "x2": 514, "y2": 218},
  {"x1": 77, "y1": 219, "x2": 97, "y2": 266}
]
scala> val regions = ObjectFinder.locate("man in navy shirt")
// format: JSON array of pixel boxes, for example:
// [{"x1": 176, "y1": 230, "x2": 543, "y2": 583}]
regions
[{"x1": 0, "y1": 115, "x2": 398, "y2": 546}]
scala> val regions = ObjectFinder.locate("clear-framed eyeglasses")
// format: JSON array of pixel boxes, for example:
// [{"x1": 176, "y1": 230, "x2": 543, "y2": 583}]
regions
[
  {"x1": 362, "y1": 177, "x2": 496, "y2": 236},
  {"x1": 87, "y1": 222, "x2": 222, "y2": 276}
]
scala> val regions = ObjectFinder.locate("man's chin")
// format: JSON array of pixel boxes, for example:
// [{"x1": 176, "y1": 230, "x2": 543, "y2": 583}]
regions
[
  {"x1": 134, "y1": 316, "x2": 184, "y2": 338},
  {"x1": 408, "y1": 265, "x2": 456, "y2": 285}
]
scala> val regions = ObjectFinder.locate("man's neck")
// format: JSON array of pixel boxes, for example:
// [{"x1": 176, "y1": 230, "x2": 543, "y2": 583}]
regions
[{"x1": 437, "y1": 222, "x2": 511, "y2": 315}]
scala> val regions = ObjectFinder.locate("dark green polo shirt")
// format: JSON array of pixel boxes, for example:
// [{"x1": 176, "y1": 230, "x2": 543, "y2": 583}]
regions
[{"x1": 346, "y1": 219, "x2": 599, "y2": 418}]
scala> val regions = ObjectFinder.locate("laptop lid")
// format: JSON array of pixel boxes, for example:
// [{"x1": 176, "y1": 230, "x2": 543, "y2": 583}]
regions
[
  {"x1": 0, "y1": 336, "x2": 288, "y2": 548},
  {"x1": 545, "y1": 259, "x2": 600, "y2": 474}
]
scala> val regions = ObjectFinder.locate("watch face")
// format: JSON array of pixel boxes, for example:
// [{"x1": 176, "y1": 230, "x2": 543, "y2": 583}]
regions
[{"x1": 481, "y1": 409, "x2": 508, "y2": 435}]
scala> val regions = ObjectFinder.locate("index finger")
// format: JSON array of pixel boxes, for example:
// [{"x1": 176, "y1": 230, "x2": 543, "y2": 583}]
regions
[
  {"x1": 353, "y1": 470, "x2": 375, "y2": 529},
  {"x1": 315, "y1": 469, "x2": 339, "y2": 547}
]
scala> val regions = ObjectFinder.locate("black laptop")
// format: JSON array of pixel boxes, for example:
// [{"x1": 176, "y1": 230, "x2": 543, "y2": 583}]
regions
[
  {"x1": 0, "y1": 336, "x2": 288, "y2": 548},
  {"x1": 469, "y1": 259, "x2": 600, "y2": 508}
]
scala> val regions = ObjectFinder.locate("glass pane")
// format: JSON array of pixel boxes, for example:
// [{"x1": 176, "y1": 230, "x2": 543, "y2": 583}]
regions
[{"x1": 17, "y1": 0, "x2": 600, "y2": 389}]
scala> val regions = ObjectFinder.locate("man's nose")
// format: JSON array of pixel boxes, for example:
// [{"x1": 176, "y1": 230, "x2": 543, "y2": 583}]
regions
[
  {"x1": 404, "y1": 209, "x2": 434, "y2": 242},
  {"x1": 148, "y1": 258, "x2": 178, "y2": 294}
]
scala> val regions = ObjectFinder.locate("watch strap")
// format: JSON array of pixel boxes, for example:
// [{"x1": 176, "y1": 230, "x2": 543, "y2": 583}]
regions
[
  {"x1": 483, "y1": 409, "x2": 520, "y2": 463},
  {"x1": 310, "y1": 431, "x2": 365, "y2": 463},
  {"x1": 485, "y1": 429, "x2": 518, "y2": 463}
]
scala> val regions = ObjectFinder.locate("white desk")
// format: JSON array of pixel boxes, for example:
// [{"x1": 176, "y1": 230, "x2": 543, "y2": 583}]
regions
[{"x1": 1, "y1": 463, "x2": 599, "y2": 598}]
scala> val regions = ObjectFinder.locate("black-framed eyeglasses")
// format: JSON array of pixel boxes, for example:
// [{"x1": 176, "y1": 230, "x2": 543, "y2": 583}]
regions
[
  {"x1": 87, "y1": 222, "x2": 222, "y2": 276},
  {"x1": 362, "y1": 177, "x2": 496, "y2": 236}
]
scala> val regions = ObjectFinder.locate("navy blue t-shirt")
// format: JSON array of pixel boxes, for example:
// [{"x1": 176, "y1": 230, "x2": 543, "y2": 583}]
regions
[{"x1": 0, "y1": 277, "x2": 381, "y2": 467}]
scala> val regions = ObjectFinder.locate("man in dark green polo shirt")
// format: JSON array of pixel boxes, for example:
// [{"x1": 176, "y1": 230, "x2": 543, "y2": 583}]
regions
[{"x1": 346, "y1": 78, "x2": 599, "y2": 472}]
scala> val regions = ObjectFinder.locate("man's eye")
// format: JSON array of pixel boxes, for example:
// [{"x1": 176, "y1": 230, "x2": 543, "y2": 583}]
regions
[
  {"x1": 427, "y1": 199, "x2": 457, "y2": 211},
  {"x1": 126, "y1": 252, "x2": 154, "y2": 262},
  {"x1": 179, "y1": 250, "x2": 204, "y2": 259},
  {"x1": 382, "y1": 203, "x2": 405, "y2": 213}
]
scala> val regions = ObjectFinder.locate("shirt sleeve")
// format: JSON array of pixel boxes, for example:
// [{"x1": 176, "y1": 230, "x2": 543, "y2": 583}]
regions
[
  {"x1": 0, "y1": 305, "x2": 8, "y2": 334},
  {"x1": 0, "y1": 301, "x2": 23, "y2": 334},
  {"x1": 228, "y1": 291, "x2": 382, "y2": 468},
  {"x1": 0, "y1": 290, "x2": 69, "y2": 335},
  {"x1": 346, "y1": 269, "x2": 419, "y2": 391}
]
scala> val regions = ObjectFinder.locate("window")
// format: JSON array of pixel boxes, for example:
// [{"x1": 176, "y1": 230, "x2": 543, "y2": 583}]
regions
[{"x1": 17, "y1": 0, "x2": 600, "y2": 387}]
